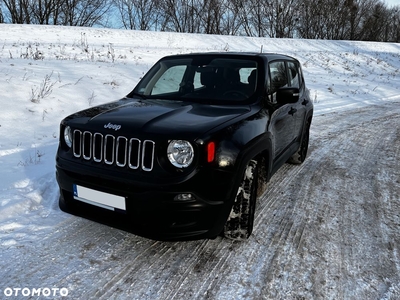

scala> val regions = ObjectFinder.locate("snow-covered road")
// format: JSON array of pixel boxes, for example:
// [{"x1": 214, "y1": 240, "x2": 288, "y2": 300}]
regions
[
  {"x1": 1, "y1": 100, "x2": 399, "y2": 299},
  {"x1": 1, "y1": 24, "x2": 400, "y2": 299}
]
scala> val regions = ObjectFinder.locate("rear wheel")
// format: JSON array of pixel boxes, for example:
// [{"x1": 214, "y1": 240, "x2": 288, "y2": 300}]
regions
[
  {"x1": 289, "y1": 120, "x2": 310, "y2": 164},
  {"x1": 224, "y1": 160, "x2": 258, "y2": 240}
]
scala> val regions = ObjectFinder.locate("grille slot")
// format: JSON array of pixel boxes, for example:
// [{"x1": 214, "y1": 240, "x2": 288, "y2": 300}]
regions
[
  {"x1": 72, "y1": 130, "x2": 155, "y2": 171},
  {"x1": 128, "y1": 138, "x2": 141, "y2": 169},
  {"x1": 116, "y1": 136, "x2": 128, "y2": 167},
  {"x1": 93, "y1": 133, "x2": 103, "y2": 162},
  {"x1": 83, "y1": 131, "x2": 92, "y2": 160},
  {"x1": 104, "y1": 134, "x2": 115, "y2": 165},
  {"x1": 142, "y1": 140, "x2": 155, "y2": 171}
]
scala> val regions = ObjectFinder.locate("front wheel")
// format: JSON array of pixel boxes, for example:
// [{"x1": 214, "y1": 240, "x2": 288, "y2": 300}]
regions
[{"x1": 224, "y1": 160, "x2": 258, "y2": 240}]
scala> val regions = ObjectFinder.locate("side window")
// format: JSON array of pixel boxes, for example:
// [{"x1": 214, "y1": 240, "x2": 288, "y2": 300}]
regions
[
  {"x1": 152, "y1": 65, "x2": 187, "y2": 95},
  {"x1": 268, "y1": 61, "x2": 288, "y2": 103},
  {"x1": 193, "y1": 71, "x2": 202, "y2": 89},
  {"x1": 298, "y1": 64, "x2": 304, "y2": 87},
  {"x1": 288, "y1": 62, "x2": 300, "y2": 89},
  {"x1": 239, "y1": 68, "x2": 256, "y2": 84}
]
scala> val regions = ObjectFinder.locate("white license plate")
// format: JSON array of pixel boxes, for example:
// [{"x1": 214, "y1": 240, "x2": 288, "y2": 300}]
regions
[{"x1": 73, "y1": 185, "x2": 126, "y2": 211}]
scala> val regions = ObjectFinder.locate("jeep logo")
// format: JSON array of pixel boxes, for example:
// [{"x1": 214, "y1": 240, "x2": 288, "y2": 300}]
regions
[{"x1": 104, "y1": 123, "x2": 121, "y2": 131}]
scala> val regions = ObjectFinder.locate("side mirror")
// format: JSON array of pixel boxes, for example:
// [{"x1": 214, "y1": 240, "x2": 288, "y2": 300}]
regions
[{"x1": 276, "y1": 87, "x2": 299, "y2": 104}]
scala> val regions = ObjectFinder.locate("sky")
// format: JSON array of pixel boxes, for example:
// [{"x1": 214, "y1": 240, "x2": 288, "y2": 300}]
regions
[{"x1": 386, "y1": 0, "x2": 400, "y2": 7}]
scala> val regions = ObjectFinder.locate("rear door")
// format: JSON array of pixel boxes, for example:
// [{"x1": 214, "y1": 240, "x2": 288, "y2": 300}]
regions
[{"x1": 287, "y1": 61, "x2": 307, "y2": 140}]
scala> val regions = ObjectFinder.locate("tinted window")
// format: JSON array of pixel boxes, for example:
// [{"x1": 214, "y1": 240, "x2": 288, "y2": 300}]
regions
[
  {"x1": 269, "y1": 61, "x2": 288, "y2": 94},
  {"x1": 288, "y1": 62, "x2": 300, "y2": 89},
  {"x1": 268, "y1": 61, "x2": 288, "y2": 103}
]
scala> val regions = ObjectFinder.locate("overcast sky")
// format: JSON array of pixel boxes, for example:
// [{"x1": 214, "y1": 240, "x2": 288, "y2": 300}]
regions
[{"x1": 385, "y1": 0, "x2": 400, "y2": 7}]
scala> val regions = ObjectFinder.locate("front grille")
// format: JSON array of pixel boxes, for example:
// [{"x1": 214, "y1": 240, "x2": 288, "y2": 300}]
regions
[{"x1": 72, "y1": 130, "x2": 155, "y2": 171}]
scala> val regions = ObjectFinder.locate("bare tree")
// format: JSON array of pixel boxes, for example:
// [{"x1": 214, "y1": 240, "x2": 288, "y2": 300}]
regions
[
  {"x1": 261, "y1": 0, "x2": 300, "y2": 38},
  {"x1": 111, "y1": 0, "x2": 400, "y2": 41},
  {"x1": 2, "y1": 0, "x2": 31, "y2": 23},
  {"x1": 2, "y1": 0, "x2": 111, "y2": 26},
  {"x1": 228, "y1": 0, "x2": 258, "y2": 36},
  {"x1": 0, "y1": 5, "x2": 4, "y2": 23},
  {"x1": 157, "y1": 0, "x2": 187, "y2": 32},
  {"x1": 57, "y1": 0, "x2": 112, "y2": 27},
  {"x1": 387, "y1": 6, "x2": 400, "y2": 42},
  {"x1": 31, "y1": 0, "x2": 63, "y2": 24},
  {"x1": 160, "y1": 0, "x2": 220, "y2": 33},
  {"x1": 296, "y1": 0, "x2": 378, "y2": 40},
  {"x1": 1, "y1": 0, "x2": 398, "y2": 42},
  {"x1": 199, "y1": 0, "x2": 224, "y2": 34},
  {"x1": 218, "y1": 0, "x2": 245, "y2": 35},
  {"x1": 114, "y1": 0, "x2": 162, "y2": 30},
  {"x1": 362, "y1": 3, "x2": 390, "y2": 41}
]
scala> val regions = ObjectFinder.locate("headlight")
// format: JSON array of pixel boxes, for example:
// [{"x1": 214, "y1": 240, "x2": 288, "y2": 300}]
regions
[
  {"x1": 167, "y1": 140, "x2": 194, "y2": 168},
  {"x1": 64, "y1": 126, "x2": 72, "y2": 148}
]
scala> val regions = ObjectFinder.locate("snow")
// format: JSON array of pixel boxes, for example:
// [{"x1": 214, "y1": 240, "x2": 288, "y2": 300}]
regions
[{"x1": 0, "y1": 24, "x2": 400, "y2": 299}]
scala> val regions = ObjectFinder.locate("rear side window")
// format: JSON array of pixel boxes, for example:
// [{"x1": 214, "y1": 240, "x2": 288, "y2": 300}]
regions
[
  {"x1": 269, "y1": 61, "x2": 288, "y2": 94},
  {"x1": 288, "y1": 61, "x2": 300, "y2": 89}
]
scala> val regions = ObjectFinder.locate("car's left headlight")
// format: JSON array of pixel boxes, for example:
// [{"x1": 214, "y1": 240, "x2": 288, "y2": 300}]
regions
[{"x1": 167, "y1": 140, "x2": 194, "y2": 168}]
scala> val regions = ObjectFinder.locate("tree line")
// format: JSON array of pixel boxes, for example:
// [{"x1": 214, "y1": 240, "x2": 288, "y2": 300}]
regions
[{"x1": 1, "y1": 0, "x2": 399, "y2": 42}]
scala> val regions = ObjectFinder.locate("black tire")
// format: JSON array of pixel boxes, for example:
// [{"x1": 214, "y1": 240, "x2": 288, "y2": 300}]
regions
[
  {"x1": 289, "y1": 120, "x2": 310, "y2": 164},
  {"x1": 224, "y1": 160, "x2": 258, "y2": 240}
]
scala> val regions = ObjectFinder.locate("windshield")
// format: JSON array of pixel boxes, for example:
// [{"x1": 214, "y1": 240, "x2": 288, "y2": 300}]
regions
[{"x1": 130, "y1": 56, "x2": 258, "y2": 104}]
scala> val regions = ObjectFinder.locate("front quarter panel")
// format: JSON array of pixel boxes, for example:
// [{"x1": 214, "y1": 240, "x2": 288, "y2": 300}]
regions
[{"x1": 210, "y1": 106, "x2": 271, "y2": 172}]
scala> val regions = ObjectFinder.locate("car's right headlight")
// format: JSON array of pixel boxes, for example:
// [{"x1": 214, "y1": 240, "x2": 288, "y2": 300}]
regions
[
  {"x1": 64, "y1": 126, "x2": 72, "y2": 148},
  {"x1": 167, "y1": 140, "x2": 194, "y2": 168}
]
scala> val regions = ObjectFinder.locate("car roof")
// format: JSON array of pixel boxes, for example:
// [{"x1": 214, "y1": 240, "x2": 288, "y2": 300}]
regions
[{"x1": 162, "y1": 52, "x2": 297, "y2": 62}]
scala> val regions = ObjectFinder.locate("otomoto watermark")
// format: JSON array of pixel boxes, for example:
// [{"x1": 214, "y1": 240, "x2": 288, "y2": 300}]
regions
[{"x1": 3, "y1": 287, "x2": 68, "y2": 297}]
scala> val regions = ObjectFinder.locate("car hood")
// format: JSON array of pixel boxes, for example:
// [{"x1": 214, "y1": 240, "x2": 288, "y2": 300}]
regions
[{"x1": 65, "y1": 98, "x2": 251, "y2": 139}]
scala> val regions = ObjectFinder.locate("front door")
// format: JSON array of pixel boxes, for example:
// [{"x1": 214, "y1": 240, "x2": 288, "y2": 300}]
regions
[{"x1": 267, "y1": 61, "x2": 295, "y2": 159}]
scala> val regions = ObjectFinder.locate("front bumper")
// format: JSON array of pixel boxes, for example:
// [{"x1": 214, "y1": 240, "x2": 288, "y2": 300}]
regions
[{"x1": 56, "y1": 157, "x2": 236, "y2": 241}]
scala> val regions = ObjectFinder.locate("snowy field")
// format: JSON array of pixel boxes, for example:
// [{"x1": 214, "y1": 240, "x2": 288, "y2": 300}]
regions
[{"x1": 0, "y1": 24, "x2": 400, "y2": 299}]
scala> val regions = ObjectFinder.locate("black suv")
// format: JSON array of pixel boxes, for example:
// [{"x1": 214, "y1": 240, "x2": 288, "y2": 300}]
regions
[{"x1": 56, "y1": 52, "x2": 313, "y2": 241}]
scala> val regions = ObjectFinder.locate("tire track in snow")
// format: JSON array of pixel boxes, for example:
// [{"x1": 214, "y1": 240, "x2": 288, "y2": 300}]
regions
[
  {"x1": 249, "y1": 102, "x2": 400, "y2": 299},
  {"x1": 93, "y1": 238, "x2": 237, "y2": 300},
  {"x1": 2, "y1": 102, "x2": 400, "y2": 300}
]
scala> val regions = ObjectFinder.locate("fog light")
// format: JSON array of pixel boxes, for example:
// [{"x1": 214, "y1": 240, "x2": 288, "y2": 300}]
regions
[{"x1": 174, "y1": 193, "x2": 195, "y2": 201}]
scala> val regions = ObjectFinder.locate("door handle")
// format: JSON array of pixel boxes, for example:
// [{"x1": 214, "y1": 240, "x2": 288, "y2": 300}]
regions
[
  {"x1": 302, "y1": 99, "x2": 309, "y2": 106},
  {"x1": 289, "y1": 107, "x2": 297, "y2": 115}
]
